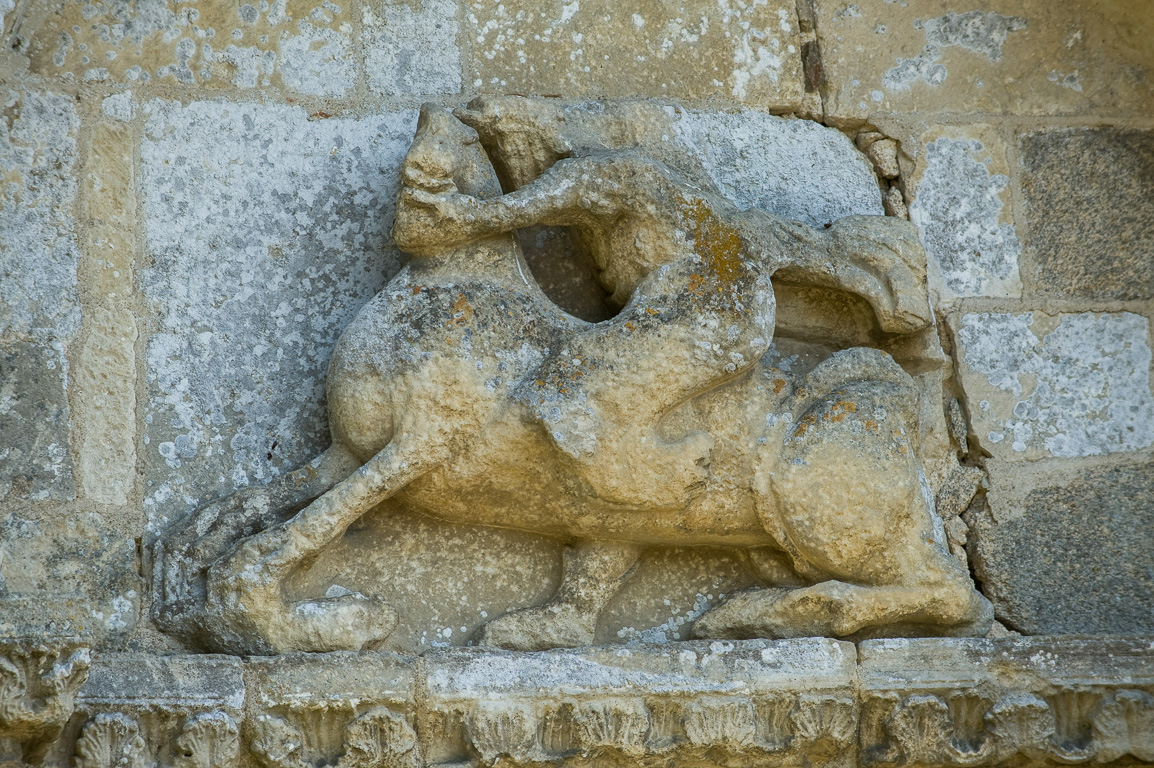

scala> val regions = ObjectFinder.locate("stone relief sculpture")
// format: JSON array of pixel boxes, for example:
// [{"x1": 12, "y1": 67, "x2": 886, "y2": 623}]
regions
[{"x1": 153, "y1": 96, "x2": 992, "y2": 655}]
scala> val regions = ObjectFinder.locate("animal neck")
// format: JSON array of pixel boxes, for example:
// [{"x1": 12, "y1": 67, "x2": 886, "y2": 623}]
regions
[{"x1": 411, "y1": 233, "x2": 532, "y2": 289}]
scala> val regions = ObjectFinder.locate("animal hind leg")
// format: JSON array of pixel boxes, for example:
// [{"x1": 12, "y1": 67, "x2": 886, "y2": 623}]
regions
[
  {"x1": 695, "y1": 349, "x2": 992, "y2": 640},
  {"x1": 477, "y1": 540, "x2": 641, "y2": 651},
  {"x1": 205, "y1": 436, "x2": 452, "y2": 653}
]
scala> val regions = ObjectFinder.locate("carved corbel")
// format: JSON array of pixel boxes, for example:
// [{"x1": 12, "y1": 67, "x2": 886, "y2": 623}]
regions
[
  {"x1": 569, "y1": 698, "x2": 650, "y2": 756},
  {"x1": 174, "y1": 712, "x2": 241, "y2": 768},
  {"x1": 0, "y1": 641, "x2": 90, "y2": 765},
  {"x1": 74, "y1": 713, "x2": 147, "y2": 768},
  {"x1": 985, "y1": 694, "x2": 1056, "y2": 763},
  {"x1": 250, "y1": 708, "x2": 420, "y2": 768},
  {"x1": 791, "y1": 696, "x2": 856, "y2": 763},
  {"x1": 1090, "y1": 689, "x2": 1154, "y2": 763}
]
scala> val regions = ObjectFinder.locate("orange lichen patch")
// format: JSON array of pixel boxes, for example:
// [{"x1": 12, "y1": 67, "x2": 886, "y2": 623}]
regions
[
  {"x1": 644, "y1": 307, "x2": 662, "y2": 316},
  {"x1": 624, "y1": 322, "x2": 636, "y2": 331},
  {"x1": 688, "y1": 273, "x2": 705, "y2": 294},
  {"x1": 864, "y1": 419, "x2": 879, "y2": 431},
  {"x1": 679, "y1": 195, "x2": 746, "y2": 292},
  {"x1": 446, "y1": 293, "x2": 475, "y2": 327},
  {"x1": 310, "y1": 111, "x2": 334, "y2": 120},
  {"x1": 411, "y1": 285, "x2": 424, "y2": 295},
  {"x1": 772, "y1": 378, "x2": 786, "y2": 393},
  {"x1": 823, "y1": 400, "x2": 858, "y2": 423}
]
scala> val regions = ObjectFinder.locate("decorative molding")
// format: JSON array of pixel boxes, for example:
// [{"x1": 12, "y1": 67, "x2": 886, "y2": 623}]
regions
[
  {"x1": 74, "y1": 714, "x2": 147, "y2": 768},
  {"x1": 0, "y1": 636, "x2": 1146, "y2": 766},
  {"x1": 0, "y1": 639, "x2": 90, "y2": 765}
]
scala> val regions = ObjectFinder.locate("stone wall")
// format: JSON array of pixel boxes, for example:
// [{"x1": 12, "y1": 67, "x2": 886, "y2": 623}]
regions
[{"x1": 2, "y1": 0, "x2": 1152, "y2": 655}]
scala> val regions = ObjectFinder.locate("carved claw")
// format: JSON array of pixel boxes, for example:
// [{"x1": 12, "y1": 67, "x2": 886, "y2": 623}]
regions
[
  {"x1": 475, "y1": 602, "x2": 598, "y2": 652},
  {"x1": 691, "y1": 583, "x2": 866, "y2": 640}
]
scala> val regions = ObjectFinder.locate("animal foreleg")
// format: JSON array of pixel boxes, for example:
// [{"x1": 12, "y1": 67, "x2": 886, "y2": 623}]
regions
[
  {"x1": 477, "y1": 540, "x2": 641, "y2": 651},
  {"x1": 153, "y1": 443, "x2": 361, "y2": 639},
  {"x1": 205, "y1": 438, "x2": 450, "y2": 653}
]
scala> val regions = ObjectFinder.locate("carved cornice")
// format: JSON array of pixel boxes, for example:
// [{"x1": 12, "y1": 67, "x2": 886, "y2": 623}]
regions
[{"x1": 3, "y1": 637, "x2": 1150, "y2": 767}]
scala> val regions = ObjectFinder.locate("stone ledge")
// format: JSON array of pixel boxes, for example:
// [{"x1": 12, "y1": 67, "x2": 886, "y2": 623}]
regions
[{"x1": 7, "y1": 637, "x2": 1154, "y2": 766}]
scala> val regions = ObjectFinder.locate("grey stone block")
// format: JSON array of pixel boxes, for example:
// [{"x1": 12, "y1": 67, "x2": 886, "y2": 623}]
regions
[
  {"x1": 0, "y1": 342, "x2": 74, "y2": 502},
  {"x1": 969, "y1": 460, "x2": 1154, "y2": 634},
  {"x1": 138, "y1": 100, "x2": 418, "y2": 532},
  {"x1": 80, "y1": 654, "x2": 245, "y2": 714},
  {"x1": 1021, "y1": 127, "x2": 1154, "y2": 300},
  {"x1": 0, "y1": 88, "x2": 81, "y2": 504}
]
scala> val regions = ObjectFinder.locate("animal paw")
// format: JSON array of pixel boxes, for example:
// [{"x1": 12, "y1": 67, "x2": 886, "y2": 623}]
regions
[
  {"x1": 289, "y1": 593, "x2": 399, "y2": 652},
  {"x1": 691, "y1": 583, "x2": 865, "y2": 639},
  {"x1": 475, "y1": 602, "x2": 597, "y2": 651}
]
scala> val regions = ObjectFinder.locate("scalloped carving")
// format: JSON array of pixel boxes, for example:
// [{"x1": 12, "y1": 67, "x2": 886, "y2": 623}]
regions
[
  {"x1": 1091, "y1": 689, "x2": 1154, "y2": 763},
  {"x1": 74, "y1": 714, "x2": 147, "y2": 768},
  {"x1": 174, "y1": 712, "x2": 240, "y2": 768},
  {"x1": 467, "y1": 700, "x2": 539, "y2": 764}
]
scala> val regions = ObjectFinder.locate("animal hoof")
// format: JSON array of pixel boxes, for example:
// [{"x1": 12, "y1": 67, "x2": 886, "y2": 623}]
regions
[
  {"x1": 290, "y1": 594, "x2": 399, "y2": 652},
  {"x1": 691, "y1": 588, "x2": 785, "y2": 640},
  {"x1": 475, "y1": 603, "x2": 596, "y2": 651}
]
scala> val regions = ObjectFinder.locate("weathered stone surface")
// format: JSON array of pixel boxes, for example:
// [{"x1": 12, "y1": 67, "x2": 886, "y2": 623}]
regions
[
  {"x1": 465, "y1": 0, "x2": 804, "y2": 109},
  {"x1": 860, "y1": 636, "x2": 1154, "y2": 766},
  {"x1": 953, "y1": 311, "x2": 1154, "y2": 460},
  {"x1": 814, "y1": 0, "x2": 1154, "y2": 123},
  {"x1": 21, "y1": 0, "x2": 355, "y2": 96},
  {"x1": 968, "y1": 460, "x2": 1154, "y2": 635},
  {"x1": 79, "y1": 653, "x2": 244, "y2": 713},
  {"x1": 21, "y1": 640, "x2": 1154, "y2": 767},
  {"x1": 75, "y1": 308, "x2": 137, "y2": 507},
  {"x1": 1020, "y1": 127, "x2": 1154, "y2": 301},
  {"x1": 0, "y1": 88, "x2": 80, "y2": 503},
  {"x1": 0, "y1": 511, "x2": 140, "y2": 641},
  {"x1": 421, "y1": 640, "x2": 857, "y2": 766},
  {"x1": 79, "y1": 119, "x2": 137, "y2": 301},
  {"x1": 363, "y1": 0, "x2": 461, "y2": 96},
  {"x1": 907, "y1": 126, "x2": 1021, "y2": 301},
  {"x1": 75, "y1": 116, "x2": 139, "y2": 506},
  {"x1": 0, "y1": 343, "x2": 74, "y2": 503},
  {"x1": 248, "y1": 651, "x2": 411, "y2": 709},
  {"x1": 138, "y1": 100, "x2": 416, "y2": 531},
  {"x1": 152, "y1": 98, "x2": 987, "y2": 658},
  {"x1": 670, "y1": 107, "x2": 884, "y2": 227},
  {"x1": 0, "y1": 639, "x2": 90, "y2": 765}
]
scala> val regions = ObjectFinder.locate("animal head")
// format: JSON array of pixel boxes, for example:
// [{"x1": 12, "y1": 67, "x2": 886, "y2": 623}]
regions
[{"x1": 400, "y1": 104, "x2": 503, "y2": 200}]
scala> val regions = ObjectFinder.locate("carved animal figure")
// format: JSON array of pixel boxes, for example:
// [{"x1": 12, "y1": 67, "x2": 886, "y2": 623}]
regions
[{"x1": 154, "y1": 99, "x2": 991, "y2": 655}]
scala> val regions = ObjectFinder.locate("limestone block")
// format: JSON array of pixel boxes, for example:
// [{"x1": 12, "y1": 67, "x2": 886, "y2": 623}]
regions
[
  {"x1": 80, "y1": 120, "x2": 137, "y2": 300},
  {"x1": 1020, "y1": 127, "x2": 1154, "y2": 301},
  {"x1": 907, "y1": 126, "x2": 1021, "y2": 301},
  {"x1": 79, "y1": 654, "x2": 245, "y2": 714},
  {"x1": 0, "y1": 88, "x2": 80, "y2": 503},
  {"x1": 75, "y1": 307, "x2": 137, "y2": 507},
  {"x1": 0, "y1": 342, "x2": 75, "y2": 502},
  {"x1": 420, "y1": 640, "x2": 857, "y2": 765},
  {"x1": 464, "y1": 0, "x2": 805, "y2": 110},
  {"x1": 138, "y1": 100, "x2": 417, "y2": 531},
  {"x1": 363, "y1": 0, "x2": 461, "y2": 96},
  {"x1": 62, "y1": 654, "x2": 244, "y2": 768},
  {"x1": 813, "y1": 0, "x2": 1154, "y2": 124},
  {"x1": 247, "y1": 652, "x2": 416, "y2": 768},
  {"x1": 670, "y1": 108, "x2": 884, "y2": 227},
  {"x1": 21, "y1": 0, "x2": 356, "y2": 96},
  {"x1": 967, "y1": 460, "x2": 1154, "y2": 635},
  {"x1": 859, "y1": 636, "x2": 1154, "y2": 766},
  {"x1": 952, "y1": 311, "x2": 1154, "y2": 460},
  {"x1": 0, "y1": 511, "x2": 141, "y2": 641}
]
